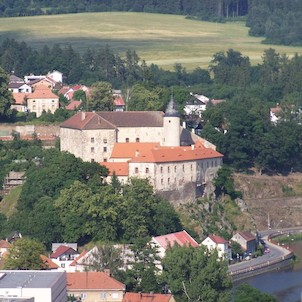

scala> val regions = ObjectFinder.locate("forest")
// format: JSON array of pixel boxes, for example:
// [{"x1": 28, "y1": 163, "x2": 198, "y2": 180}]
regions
[{"x1": 1, "y1": 1, "x2": 302, "y2": 45}]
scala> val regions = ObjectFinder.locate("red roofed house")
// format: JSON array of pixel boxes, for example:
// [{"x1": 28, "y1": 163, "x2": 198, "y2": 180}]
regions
[
  {"x1": 27, "y1": 85, "x2": 59, "y2": 117},
  {"x1": 151, "y1": 230, "x2": 199, "y2": 261},
  {"x1": 66, "y1": 272, "x2": 125, "y2": 302},
  {"x1": 123, "y1": 293, "x2": 176, "y2": 302},
  {"x1": 11, "y1": 93, "x2": 28, "y2": 113},
  {"x1": 0, "y1": 240, "x2": 11, "y2": 259},
  {"x1": 60, "y1": 97, "x2": 223, "y2": 203},
  {"x1": 201, "y1": 235, "x2": 231, "y2": 260},
  {"x1": 50, "y1": 244, "x2": 80, "y2": 271},
  {"x1": 231, "y1": 231, "x2": 257, "y2": 254}
]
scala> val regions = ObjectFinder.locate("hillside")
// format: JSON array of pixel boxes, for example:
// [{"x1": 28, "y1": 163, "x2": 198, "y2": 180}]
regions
[
  {"x1": 233, "y1": 173, "x2": 302, "y2": 231},
  {"x1": 1, "y1": 12, "x2": 302, "y2": 70}
]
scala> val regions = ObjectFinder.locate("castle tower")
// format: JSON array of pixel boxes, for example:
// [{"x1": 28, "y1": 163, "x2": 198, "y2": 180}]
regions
[{"x1": 163, "y1": 96, "x2": 180, "y2": 146}]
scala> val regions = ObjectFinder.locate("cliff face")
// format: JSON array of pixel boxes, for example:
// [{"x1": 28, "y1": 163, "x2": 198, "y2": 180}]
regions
[{"x1": 233, "y1": 173, "x2": 302, "y2": 230}]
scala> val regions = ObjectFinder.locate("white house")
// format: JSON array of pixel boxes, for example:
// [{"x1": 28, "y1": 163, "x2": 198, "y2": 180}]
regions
[
  {"x1": 50, "y1": 244, "x2": 80, "y2": 272},
  {"x1": 184, "y1": 93, "x2": 209, "y2": 117},
  {"x1": 201, "y1": 235, "x2": 231, "y2": 260}
]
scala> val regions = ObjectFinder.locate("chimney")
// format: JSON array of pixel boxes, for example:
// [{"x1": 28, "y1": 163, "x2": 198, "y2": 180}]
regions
[
  {"x1": 191, "y1": 144, "x2": 195, "y2": 150},
  {"x1": 182, "y1": 121, "x2": 186, "y2": 128},
  {"x1": 135, "y1": 150, "x2": 139, "y2": 157},
  {"x1": 81, "y1": 111, "x2": 86, "y2": 121}
]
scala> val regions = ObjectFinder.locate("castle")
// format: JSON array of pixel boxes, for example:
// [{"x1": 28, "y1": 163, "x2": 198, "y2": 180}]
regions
[{"x1": 60, "y1": 98, "x2": 223, "y2": 203}]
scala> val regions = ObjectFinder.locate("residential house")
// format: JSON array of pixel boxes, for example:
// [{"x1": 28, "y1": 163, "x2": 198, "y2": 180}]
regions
[
  {"x1": 151, "y1": 230, "x2": 199, "y2": 260},
  {"x1": 123, "y1": 293, "x2": 176, "y2": 302},
  {"x1": 0, "y1": 240, "x2": 11, "y2": 259},
  {"x1": 8, "y1": 82, "x2": 32, "y2": 93},
  {"x1": 231, "y1": 231, "x2": 257, "y2": 254},
  {"x1": 66, "y1": 272, "x2": 125, "y2": 302},
  {"x1": 11, "y1": 92, "x2": 28, "y2": 113},
  {"x1": 26, "y1": 85, "x2": 59, "y2": 117},
  {"x1": 50, "y1": 244, "x2": 80, "y2": 271},
  {"x1": 66, "y1": 100, "x2": 82, "y2": 111},
  {"x1": 40, "y1": 255, "x2": 60, "y2": 270},
  {"x1": 30, "y1": 76, "x2": 60, "y2": 90},
  {"x1": 270, "y1": 105, "x2": 282, "y2": 124},
  {"x1": 201, "y1": 235, "x2": 231, "y2": 260},
  {"x1": 113, "y1": 95, "x2": 125, "y2": 111},
  {"x1": 47, "y1": 70, "x2": 63, "y2": 83},
  {"x1": 184, "y1": 93, "x2": 209, "y2": 117},
  {"x1": 0, "y1": 270, "x2": 66, "y2": 302}
]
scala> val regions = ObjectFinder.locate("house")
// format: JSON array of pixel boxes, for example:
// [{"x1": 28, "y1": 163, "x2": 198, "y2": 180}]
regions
[
  {"x1": 26, "y1": 85, "x2": 59, "y2": 117},
  {"x1": 270, "y1": 105, "x2": 282, "y2": 124},
  {"x1": 66, "y1": 272, "x2": 125, "y2": 302},
  {"x1": 113, "y1": 95, "x2": 125, "y2": 111},
  {"x1": 201, "y1": 235, "x2": 231, "y2": 260},
  {"x1": 8, "y1": 82, "x2": 32, "y2": 93},
  {"x1": 0, "y1": 240, "x2": 11, "y2": 259},
  {"x1": 123, "y1": 293, "x2": 176, "y2": 302},
  {"x1": 0, "y1": 270, "x2": 66, "y2": 302},
  {"x1": 151, "y1": 230, "x2": 199, "y2": 259},
  {"x1": 66, "y1": 100, "x2": 82, "y2": 111},
  {"x1": 40, "y1": 255, "x2": 60, "y2": 270},
  {"x1": 231, "y1": 231, "x2": 257, "y2": 254},
  {"x1": 47, "y1": 70, "x2": 63, "y2": 83},
  {"x1": 60, "y1": 98, "x2": 222, "y2": 203},
  {"x1": 11, "y1": 92, "x2": 28, "y2": 113},
  {"x1": 30, "y1": 76, "x2": 61, "y2": 90},
  {"x1": 184, "y1": 93, "x2": 209, "y2": 117},
  {"x1": 50, "y1": 244, "x2": 80, "y2": 271}
]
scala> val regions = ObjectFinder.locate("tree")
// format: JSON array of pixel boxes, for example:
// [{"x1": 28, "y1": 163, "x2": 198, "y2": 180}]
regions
[
  {"x1": 0, "y1": 67, "x2": 13, "y2": 121},
  {"x1": 4, "y1": 238, "x2": 46, "y2": 270},
  {"x1": 234, "y1": 284, "x2": 277, "y2": 302},
  {"x1": 82, "y1": 244, "x2": 123, "y2": 278},
  {"x1": 122, "y1": 237, "x2": 161, "y2": 293},
  {"x1": 88, "y1": 81, "x2": 114, "y2": 111},
  {"x1": 161, "y1": 245, "x2": 232, "y2": 302}
]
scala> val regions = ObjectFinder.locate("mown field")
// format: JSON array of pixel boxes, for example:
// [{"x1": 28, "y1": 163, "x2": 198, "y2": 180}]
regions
[{"x1": 2, "y1": 12, "x2": 302, "y2": 69}]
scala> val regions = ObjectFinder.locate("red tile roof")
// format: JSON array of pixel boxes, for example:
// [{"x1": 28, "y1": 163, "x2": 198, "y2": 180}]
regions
[
  {"x1": 58, "y1": 86, "x2": 70, "y2": 95},
  {"x1": 66, "y1": 272, "x2": 125, "y2": 290},
  {"x1": 50, "y1": 245, "x2": 77, "y2": 258},
  {"x1": 40, "y1": 255, "x2": 59, "y2": 269},
  {"x1": 123, "y1": 293, "x2": 173, "y2": 302},
  {"x1": 208, "y1": 235, "x2": 228, "y2": 244},
  {"x1": 66, "y1": 100, "x2": 82, "y2": 111},
  {"x1": 114, "y1": 95, "x2": 125, "y2": 106},
  {"x1": 153, "y1": 230, "x2": 199, "y2": 250},
  {"x1": 12, "y1": 93, "x2": 28, "y2": 105},
  {"x1": 100, "y1": 162, "x2": 129, "y2": 176},
  {"x1": 27, "y1": 85, "x2": 58, "y2": 99},
  {"x1": 0, "y1": 240, "x2": 11, "y2": 249},
  {"x1": 111, "y1": 141, "x2": 223, "y2": 164}
]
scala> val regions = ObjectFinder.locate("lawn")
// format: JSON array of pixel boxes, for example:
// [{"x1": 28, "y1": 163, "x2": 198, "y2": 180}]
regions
[{"x1": 2, "y1": 12, "x2": 302, "y2": 69}]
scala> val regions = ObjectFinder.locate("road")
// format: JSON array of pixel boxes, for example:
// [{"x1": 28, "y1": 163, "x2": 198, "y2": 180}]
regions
[{"x1": 228, "y1": 227, "x2": 301, "y2": 275}]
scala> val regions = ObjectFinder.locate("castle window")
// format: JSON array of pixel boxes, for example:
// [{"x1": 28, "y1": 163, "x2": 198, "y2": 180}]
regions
[
  {"x1": 168, "y1": 178, "x2": 170, "y2": 184},
  {"x1": 145, "y1": 167, "x2": 149, "y2": 174},
  {"x1": 182, "y1": 164, "x2": 185, "y2": 172},
  {"x1": 161, "y1": 179, "x2": 163, "y2": 185},
  {"x1": 104, "y1": 158, "x2": 107, "y2": 162},
  {"x1": 91, "y1": 137, "x2": 95, "y2": 143},
  {"x1": 191, "y1": 164, "x2": 193, "y2": 171},
  {"x1": 103, "y1": 138, "x2": 107, "y2": 143},
  {"x1": 126, "y1": 138, "x2": 129, "y2": 143},
  {"x1": 135, "y1": 167, "x2": 139, "y2": 174},
  {"x1": 103, "y1": 147, "x2": 107, "y2": 152},
  {"x1": 91, "y1": 159, "x2": 95, "y2": 162},
  {"x1": 174, "y1": 166, "x2": 177, "y2": 172},
  {"x1": 168, "y1": 166, "x2": 170, "y2": 173},
  {"x1": 91, "y1": 147, "x2": 95, "y2": 153},
  {"x1": 136, "y1": 138, "x2": 140, "y2": 142},
  {"x1": 211, "y1": 161, "x2": 213, "y2": 167},
  {"x1": 160, "y1": 167, "x2": 163, "y2": 173}
]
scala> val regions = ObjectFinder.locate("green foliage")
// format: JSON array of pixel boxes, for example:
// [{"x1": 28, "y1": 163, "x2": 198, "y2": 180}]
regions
[
  {"x1": 4, "y1": 238, "x2": 46, "y2": 270},
  {"x1": 88, "y1": 81, "x2": 114, "y2": 111},
  {"x1": 161, "y1": 245, "x2": 232, "y2": 302},
  {"x1": 0, "y1": 67, "x2": 13, "y2": 121},
  {"x1": 122, "y1": 237, "x2": 161, "y2": 293},
  {"x1": 234, "y1": 284, "x2": 277, "y2": 302}
]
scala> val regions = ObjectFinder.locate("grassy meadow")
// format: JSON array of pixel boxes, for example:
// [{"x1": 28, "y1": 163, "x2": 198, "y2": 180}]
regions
[{"x1": 2, "y1": 12, "x2": 302, "y2": 69}]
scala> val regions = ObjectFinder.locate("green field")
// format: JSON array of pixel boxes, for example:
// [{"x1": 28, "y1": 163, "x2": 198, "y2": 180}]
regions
[{"x1": 2, "y1": 12, "x2": 302, "y2": 69}]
